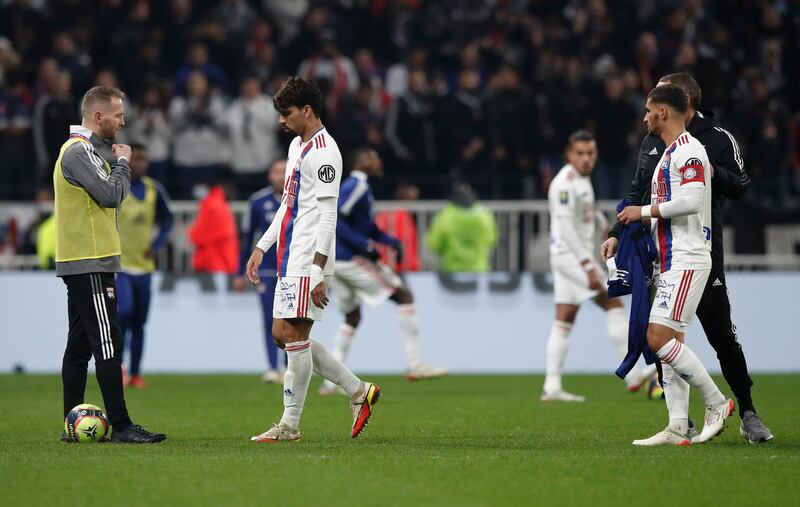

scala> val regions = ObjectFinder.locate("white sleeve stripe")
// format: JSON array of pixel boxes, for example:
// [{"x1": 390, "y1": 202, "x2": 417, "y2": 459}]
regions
[
  {"x1": 81, "y1": 143, "x2": 109, "y2": 181},
  {"x1": 340, "y1": 178, "x2": 368, "y2": 215},
  {"x1": 714, "y1": 127, "x2": 744, "y2": 171}
]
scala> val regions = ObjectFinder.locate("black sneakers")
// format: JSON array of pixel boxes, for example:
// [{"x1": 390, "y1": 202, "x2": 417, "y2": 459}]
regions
[{"x1": 110, "y1": 424, "x2": 167, "y2": 443}]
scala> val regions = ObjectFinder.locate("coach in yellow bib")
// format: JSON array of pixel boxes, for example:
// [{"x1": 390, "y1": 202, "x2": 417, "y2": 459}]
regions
[{"x1": 55, "y1": 86, "x2": 165, "y2": 443}]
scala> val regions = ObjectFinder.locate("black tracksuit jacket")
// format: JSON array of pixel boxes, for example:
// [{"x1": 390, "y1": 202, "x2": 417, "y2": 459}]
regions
[{"x1": 610, "y1": 109, "x2": 749, "y2": 270}]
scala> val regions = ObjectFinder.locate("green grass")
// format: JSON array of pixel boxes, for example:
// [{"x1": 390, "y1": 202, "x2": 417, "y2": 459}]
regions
[{"x1": 1, "y1": 374, "x2": 798, "y2": 506}]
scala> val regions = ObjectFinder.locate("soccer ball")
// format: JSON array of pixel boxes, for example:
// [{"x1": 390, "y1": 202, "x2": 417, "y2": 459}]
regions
[{"x1": 64, "y1": 404, "x2": 109, "y2": 442}]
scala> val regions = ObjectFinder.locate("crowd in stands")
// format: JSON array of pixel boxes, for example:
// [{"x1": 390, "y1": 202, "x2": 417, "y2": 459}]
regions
[{"x1": 0, "y1": 0, "x2": 798, "y2": 214}]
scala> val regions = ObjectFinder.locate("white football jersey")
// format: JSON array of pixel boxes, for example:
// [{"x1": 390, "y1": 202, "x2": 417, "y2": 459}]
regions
[
  {"x1": 275, "y1": 126, "x2": 342, "y2": 277},
  {"x1": 548, "y1": 164, "x2": 595, "y2": 260},
  {"x1": 649, "y1": 131, "x2": 712, "y2": 272}
]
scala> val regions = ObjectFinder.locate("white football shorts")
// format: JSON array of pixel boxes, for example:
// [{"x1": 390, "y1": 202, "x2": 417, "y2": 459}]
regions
[
  {"x1": 273, "y1": 275, "x2": 332, "y2": 321},
  {"x1": 331, "y1": 257, "x2": 402, "y2": 313},
  {"x1": 649, "y1": 268, "x2": 710, "y2": 331},
  {"x1": 551, "y1": 254, "x2": 604, "y2": 305}
]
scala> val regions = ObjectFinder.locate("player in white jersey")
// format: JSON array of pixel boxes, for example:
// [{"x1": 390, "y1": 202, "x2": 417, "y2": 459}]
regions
[
  {"x1": 543, "y1": 130, "x2": 657, "y2": 402},
  {"x1": 245, "y1": 77, "x2": 380, "y2": 442},
  {"x1": 618, "y1": 85, "x2": 733, "y2": 446}
]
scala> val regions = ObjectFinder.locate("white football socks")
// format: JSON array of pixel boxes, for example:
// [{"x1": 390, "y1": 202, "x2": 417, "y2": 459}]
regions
[
  {"x1": 332, "y1": 323, "x2": 355, "y2": 362},
  {"x1": 606, "y1": 307, "x2": 640, "y2": 385},
  {"x1": 397, "y1": 304, "x2": 422, "y2": 370},
  {"x1": 656, "y1": 338, "x2": 725, "y2": 406},
  {"x1": 544, "y1": 320, "x2": 572, "y2": 393},
  {"x1": 311, "y1": 339, "x2": 362, "y2": 399},
  {"x1": 662, "y1": 363, "x2": 690, "y2": 435},
  {"x1": 320, "y1": 324, "x2": 357, "y2": 390},
  {"x1": 280, "y1": 340, "x2": 313, "y2": 429}
]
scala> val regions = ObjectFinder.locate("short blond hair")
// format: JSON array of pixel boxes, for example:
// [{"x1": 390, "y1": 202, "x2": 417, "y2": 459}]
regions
[{"x1": 81, "y1": 86, "x2": 126, "y2": 118}]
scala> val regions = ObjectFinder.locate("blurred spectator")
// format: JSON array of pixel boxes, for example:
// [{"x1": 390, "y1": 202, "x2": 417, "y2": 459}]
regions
[
  {"x1": 168, "y1": 70, "x2": 227, "y2": 198},
  {"x1": 0, "y1": 0, "x2": 46, "y2": 68},
  {"x1": 187, "y1": 184, "x2": 239, "y2": 274},
  {"x1": 33, "y1": 69, "x2": 79, "y2": 184},
  {"x1": 588, "y1": 72, "x2": 637, "y2": 199},
  {"x1": 111, "y1": 0, "x2": 153, "y2": 67},
  {"x1": 51, "y1": 31, "x2": 92, "y2": 95},
  {"x1": 0, "y1": 37, "x2": 21, "y2": 86},
  {"x1": 426, "y1": 182, "x2": 498, "y2": 273},
  {"x1": 484, "y1": 64, "x2": 534, "y2": 197},
  {"x1": 333, "y1": 81, "x2": 384, "y2": 156},
  {"x1": 375, "y1": 183, "x2": 421, "y2": 273},
  {"x1": 224, "y1": 75, "x2": 280, "y2": 197},
  {"x1": 248, "y1": 40, "x2": 279, "y2": 85},
  {"x1": 216, "y1": 0, "x2": 257, "y2": 42},
  {"x1": 125, "y1": 42, "x2": 170, "y2": 99},
  {"x1": 0, "y1": 69, "x2": 34, "y2": 200},
  {"x1": 384, "y1": 68, "x2": 437, "y2": 196},
  {"x1": 386, "y1": 47, "x2": 428, "y2": 98},
  {"x1": 163, "y1": 0, "x2": 197, "y2": 68},
  {"x1": 173, "y1": 41, "x2": 231, "y2": 95},
  {"x1": 297, "y1": 30, "x2": 359, "y2": 118},
  {"x1": 734, "y1": 71, "x2": 792, "y2": 207},
  {"x1": 34, "y1": 188, "x2": 55, "y2": 269},
  {"x1": 436, "y1": 68, "x2": 488, "y2": 194},
  {"x1": 127, "y1": 85, "x2": 171, "y2": 185}
]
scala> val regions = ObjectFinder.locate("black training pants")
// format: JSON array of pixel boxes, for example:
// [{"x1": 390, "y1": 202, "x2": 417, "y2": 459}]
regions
[
  {"x1": 695, "y1": 267, "x2": 755, "y2": 415},
  {"x1": 61, "y1": 272, "x2": 131, "y2": 428}
]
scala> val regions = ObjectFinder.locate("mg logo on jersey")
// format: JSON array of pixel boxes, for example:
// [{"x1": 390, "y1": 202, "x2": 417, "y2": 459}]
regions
[{"x1": 318, "y1": 165, "x2": 335, "y2": 183}]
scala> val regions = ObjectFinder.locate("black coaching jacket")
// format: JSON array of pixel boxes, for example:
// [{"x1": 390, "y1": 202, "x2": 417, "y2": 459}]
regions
[{"x1": 609, "y1": 109, "x2": 750, "y2": 270}]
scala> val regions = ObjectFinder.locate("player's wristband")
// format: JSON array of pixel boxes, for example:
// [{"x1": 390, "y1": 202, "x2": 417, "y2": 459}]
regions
[
  {"x1": 641, "y1": 205, "x2": 652, "y2": 219},
  {"x1": 117, "y1": 156, "x2": 129, "y2": 164},
  {"x1": 310, "y1": 264, "x2": 324, "y2": 288}
]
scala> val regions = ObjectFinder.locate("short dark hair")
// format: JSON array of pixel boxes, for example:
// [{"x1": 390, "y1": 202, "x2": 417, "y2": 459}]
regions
[
  {"x1": 566, "y1": 129, "x2": 595, "y2": 151},
  {"x1": 81, "y1": 86, "x2": 126, "y2": 117},
  {"x1": 659, "y1": 73, "x2": 702, "y2": 110},
  {"x1": 130, "y1": 142, "x2": 146, "y2": 151},
  {"x1": 348, "y1": 147, "x2": 374, "y2": 169},
  {"x1": 273, "y1": 76, "x2": 322, "y2": 117},
  {"x1": 647, "y1": 84, "x2": 688, "y2": 114}
]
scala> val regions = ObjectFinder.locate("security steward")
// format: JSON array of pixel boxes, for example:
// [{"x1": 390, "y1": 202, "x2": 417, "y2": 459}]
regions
[{"x1": 54, "y1": 86, "x2": 165, "y2": 443}]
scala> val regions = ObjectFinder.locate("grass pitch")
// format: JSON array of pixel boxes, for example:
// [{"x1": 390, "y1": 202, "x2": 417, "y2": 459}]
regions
[{"x1": 1, "y1": 373, "x2": 798, "y2": 506}]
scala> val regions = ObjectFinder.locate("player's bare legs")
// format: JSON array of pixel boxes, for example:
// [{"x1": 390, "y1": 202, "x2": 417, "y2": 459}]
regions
[
  {"x1": 541, "y1": 304, "x2": 585, "y2": 402},
  {"x1": 594, "y1": 293, "x2": 658, "y2": 393}
]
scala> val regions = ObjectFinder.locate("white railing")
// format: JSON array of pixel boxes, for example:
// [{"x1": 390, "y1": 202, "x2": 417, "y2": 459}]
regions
[{"x1": 3, "y1": 200, "x2": 800, "y2": 272}]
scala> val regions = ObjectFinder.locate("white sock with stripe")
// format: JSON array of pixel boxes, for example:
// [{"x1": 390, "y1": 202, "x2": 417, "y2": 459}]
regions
[
  {"x1": 320, "y1": 324, "x2": 356, "y2": 390},
  {"x1": 662, "y1": 363, "x2": 690, "y2": 435},
  {"x1": 544, "y1": 321, "x2": 572, "y2": 394},
  {"x1": 656, "y1": 338, "x2": 725, "y2": 406},
  {"x1": 397, "y1": 304, "x2": 422, "y2": 370},
  {"x1": 280, "y1": 340, "x2": 312, "y2": 429},
  {"x1": 311, "y1": 339, "x2": 362, "y2": 398}
]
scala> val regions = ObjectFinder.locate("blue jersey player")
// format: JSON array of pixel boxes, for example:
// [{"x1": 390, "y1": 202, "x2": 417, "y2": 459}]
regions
[
  {"x1": 320, "y1": 148, "x2": 446, "y2": 395},
  {"x1": 234, "y1": 159, "x2": 288, "y2": 382},
  {"x1": 117, "y1": 143, "x2": 173, "y2": 388}
]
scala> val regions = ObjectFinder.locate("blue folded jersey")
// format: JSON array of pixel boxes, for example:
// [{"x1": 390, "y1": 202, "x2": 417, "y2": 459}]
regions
[{"x1": 608, "y1": 199, "x2": 660, "y2": 378}]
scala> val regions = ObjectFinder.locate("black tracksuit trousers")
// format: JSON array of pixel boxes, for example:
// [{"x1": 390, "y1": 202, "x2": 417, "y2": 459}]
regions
[
  {"x1": 695, "y1": 266, "x2": 755, "y2": 417},
  {"x1": 61, "y1": 272, "x2": 131, "y2": 429}
]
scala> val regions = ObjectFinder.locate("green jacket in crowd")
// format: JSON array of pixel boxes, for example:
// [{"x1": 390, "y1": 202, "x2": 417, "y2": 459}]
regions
[{"x1": 426, "y1": 203, "x2": 498, "y2": 273}]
